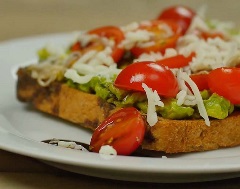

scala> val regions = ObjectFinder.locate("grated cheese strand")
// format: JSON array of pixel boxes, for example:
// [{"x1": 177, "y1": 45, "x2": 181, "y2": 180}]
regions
[
  {"x1": 64, "y1": 69, "x2": 94, "y2": 84},
  {"x1": 99, "y1": 145, "x2": 117, "y2": 156},
  {"x1": 180, "y1": 72, "x2": 210, "y2": 126},
  {"x1": 142, "y1": 83, "x2": 164, "y2": 126}
]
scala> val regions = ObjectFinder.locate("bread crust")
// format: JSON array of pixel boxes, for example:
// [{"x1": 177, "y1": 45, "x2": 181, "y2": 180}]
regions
[
  {"x1": 17, "y1": 68, "x2": 240, "y2": 153},
  {"x1": 17, "y1": 68, "x2": 117, "y2": 131}
]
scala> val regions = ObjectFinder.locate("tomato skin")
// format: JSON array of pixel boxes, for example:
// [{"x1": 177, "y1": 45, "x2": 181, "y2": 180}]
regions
[
  {"x1": 192, "y1": 30, "x2": 225, "y2": 40},
  {"x1": 90, "y1": 107, "x2": 145, "y2": 155},
  {"x1": 157, "y1": 5, "x2": 195, "y2": 33},
  {"x1": 131, "y1": 20, "x2": 183, "y2": 57},
  {"x1": 208, "y1": 67, "x2": 240, "y2": 104},
  {"x1": 70, "y1": 41, "x2": 82, "y2": 52},
  {"x1": 71, "y1": 26, "x2": 124, "y2": 63},
  {"x1": 88, "y1": 26, "x2": 125, "y2": 63},
  {"x1": 88, "y1": 26, "x2": 124, "y2": 44},
  {"x1": 200, "y1": 31, "x2": 225, "y2": 40},
  {"x1": 156, "y1": 53, "x2": 195, "y2": 68},
  {"x1": 114, "y1": 61, "x2": 179, "y2": 97},
  {"x1": 190, "y1": 73, "x2": 209, "y2": 91}
]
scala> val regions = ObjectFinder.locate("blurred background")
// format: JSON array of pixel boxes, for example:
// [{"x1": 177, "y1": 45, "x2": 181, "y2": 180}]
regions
[{"x1": 1, "y1": 0, "x2": 240, "y2": 41}]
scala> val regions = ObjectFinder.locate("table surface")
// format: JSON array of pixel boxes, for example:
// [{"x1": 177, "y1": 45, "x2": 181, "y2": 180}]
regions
[{"x1": 1, "y1": 0, "x2": 240, "y2": 188}]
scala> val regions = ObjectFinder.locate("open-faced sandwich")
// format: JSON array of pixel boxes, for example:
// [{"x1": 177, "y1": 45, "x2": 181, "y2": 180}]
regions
[{"x1": 16, "y1": 5, "x2": 240, "y2": 155}]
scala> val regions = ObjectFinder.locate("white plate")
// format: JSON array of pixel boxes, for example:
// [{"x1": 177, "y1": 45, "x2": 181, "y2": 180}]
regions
[{"x1": 1, "y1": 34, "x2": 240, "y2": 183}]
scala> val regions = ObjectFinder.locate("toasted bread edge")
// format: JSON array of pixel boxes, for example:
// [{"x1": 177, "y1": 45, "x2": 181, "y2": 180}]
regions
[{"x1": 17, "y1": 68, "x2": 240, "y2": 153}]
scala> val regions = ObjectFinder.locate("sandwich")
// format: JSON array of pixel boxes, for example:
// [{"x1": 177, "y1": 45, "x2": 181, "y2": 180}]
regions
[{"x1": 16, "y1": 5, "x2": 240, "y2": 155}]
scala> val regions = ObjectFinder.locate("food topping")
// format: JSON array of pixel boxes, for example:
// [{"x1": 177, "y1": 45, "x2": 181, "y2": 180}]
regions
[
  {"x1": 99, "y1": 145, "x2": 117, "y2": 156},
  {"x1": 204, "y1": 93, "x2": 234, "y2": 119},
  {"x1": 208, "y1": 67, "x2": 240, "y2": 104},
  {"x1": 28, "y1": 5, "x2": 240, "y2": 130},
  {"x1": 128, "y1": 20, "x2": 183, "y2": 57},
  {"x1": 177, "y1": 70, "x2": 210, "y2": 126},
  {"x1": 45, "y1": 139, "x2": 89, "y2": 152},
  {"x1": 21, "y1": 5, "x2": 240, "y2": 156},
  {"x1": 114, "y1": 61, "x2": 179, "y2": 97},
  {"x1": 157, "y1": 5, "x2": 196, "y2": 33},
  {"x1": 90, "y1": 107, "x2": 145, "y2": 155},
  {"x1": 142, "y1": 83, "x2": 164, "y2": 126}
]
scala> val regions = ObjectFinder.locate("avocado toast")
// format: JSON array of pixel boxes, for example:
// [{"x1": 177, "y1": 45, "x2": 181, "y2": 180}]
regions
[{"x1": 16, "y1": 6, "x2": 240, "y2": 154}]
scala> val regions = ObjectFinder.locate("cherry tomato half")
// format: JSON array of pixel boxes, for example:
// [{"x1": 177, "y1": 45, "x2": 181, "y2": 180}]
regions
[
  {"x1": 190, "y1": 73, "x2": 209, "y2": 91},
  {"x1": 90, "y1": 107, "x2": 145, "y2": 155},
  {"x1": 208, "y1": 67, "x2": 240, "y2": 104},
  {"x1": 156, "y1": 53, "x2": 195, "y2": 68},
  {"x1": 131, "y1": 20, "x2": 183, "y2": 57},
  {"x1": 200, "y1": 31, "x2": 225, "y2": 40},
  {"x1": 192, "y1": 29, "x2": 225, "y2": 41},
  {"x1": 114, "y1": 61, "x2": 179, "y2": 97},
  {"x1": 71, "y1": 26, "x2": 125, "y2": 63},
  {"x1": 71, "y1": 41, "x2": 82, "y2": 52},
  {"x1": 88, "y1": 26, "x2": 125, "y2": 62},
  {"x1": 157, "y1": 5, "x2": 195, "y2": 33}
]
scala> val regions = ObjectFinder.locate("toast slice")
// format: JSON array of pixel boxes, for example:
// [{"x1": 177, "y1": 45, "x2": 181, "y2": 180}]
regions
[{"x1": 16, "y1": 67, "x2": 240, "y2": 153}]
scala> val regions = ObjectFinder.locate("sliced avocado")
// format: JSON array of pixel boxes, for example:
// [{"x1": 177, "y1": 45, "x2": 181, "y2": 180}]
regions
[
  {"x1": 158, "y1": 98, "x2": 194, "y2": 119},
  {"x1": 204, "y1": 93, "x2": 234, "y2": 119},
  {"x1": 67, "y1": 75, "x2": 235, "y2": 121},
  {"x1": 200, "y1": 90, "x2": 211, "y2": 100},
  {"x1": 37, "y1": 48, "x2": 50, "y2": 61}
]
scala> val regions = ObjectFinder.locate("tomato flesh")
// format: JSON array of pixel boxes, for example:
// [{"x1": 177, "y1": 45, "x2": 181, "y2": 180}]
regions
[
  {"x1": 208, "y1": 67, "x2": 240, "y2": 104},
  {"x1": 90, "y1": 107, "x2": 145, "y2": 155},
  {"x1": 114, "y1": 61, "x2": 179, "y2": 97},
  {"x1": 192, "y1": 30, "x2": 225, "y2": 40},
  {"x1": 156, "y1": 53, "x2": 195, "y2": 68},
  {"x1": 71, "y1": 26, "x2": 125, "y2": 63},
  {"x1": 157, "y1": 5, "x2": 195, "y2": 33},
  {"x1": 131, "y1": 20, "x2": 183, "y2": 57},
  {"x1": 88, "y1": 26, "x2": 125, "y2": 62},
  {"x1": 190, "y1": 73, "x2": 209, "y2": 91}
]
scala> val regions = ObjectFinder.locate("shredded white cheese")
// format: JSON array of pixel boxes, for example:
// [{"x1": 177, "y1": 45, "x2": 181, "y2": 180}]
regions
[
  {"x1": 159, "y1": 22, "x2": 174, "y2": 38},
  {"x1": 99, "y1": 145, "x2": 117, "y2": 156},
  {"x1": 75, "y1": 32, "x2": 99, "y2": 47},
  {"x1": 134, "y1": 48, "x2": 178, "y2": 63},
  {"x1": 142, "y1": 83, "x2": 164, "y2": 126},
  {"x1": 177, "y1": 15, "x2": 240, "y2": 73},
  {"x1": 64, "y1": 64, "x2": 121, "y2": 84},
  {"x1": 187, "y1": 16, "x2": 209, "y2": 34},
  {"x1": 44, "y1": 43, "x2": 67, "y2": 60},
  {"x1": 72, "y1": 46, "x2": 115, "y2": 67},
  {"x1": 120, "y1": 22, "x2": 139, "y2": 33},
  {"x1": 178, "y1": 34, "x2": 240, "y2": 72},
  {"x1": 119, "y1": 30, "x2": 154, "y2": 50},
  {"x1": 134, "y1": 52, "x2": 163, "y2": 62},
  {"x1": 177, "y1": 70, "x2": 210, "y2": 126},
  {"x1": 30, "y1": 62, "x2": 66, "y2": 87},
  {"x1": 30, "y1": 12, "x2": 240, "y2": 128},
  {"x1": 49, "y1": 139, "x2": 88, "y2": 152},
  {"x1": 64, "y1": 69, "x2": 94, "y2": 84}
]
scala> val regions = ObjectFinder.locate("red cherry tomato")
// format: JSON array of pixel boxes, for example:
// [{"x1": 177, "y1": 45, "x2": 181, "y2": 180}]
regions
[
  {"x1": 71, "y1": 41, "x2": 82, "y2": 52},
  {"x1": 190, "y1": 73, "x2": 209, "y2": 91},
  {"x1": 114, "y1": 61, "x2": 179, "y2": 97},
  {"x1": 156, "y1": 53, "x2": 195, "y2": 68},
  {"x1": 208, "y1": 67, "x2": 240, "y2": 104},
  {"x1": 157, "y1": 5, "x2": 195, "y2": 33},
  {"x1": 90, "y1": 107, "x2": 145, "y2": 155},
  {"x1": 131, "y1": 20, "x2": 183, "y2": 57},
  {"x1": 191, "y1": 29, "x2": 226, "y2": 41},
  {"x1": 71, "y1": 26, "x2": 125, "y2": 63},
  {"x1": 200, "y1": 31, "x2": 225, "y2": 40},
  {"x1": 88, "y1": 26, "x2": 125, "y2": 62}
]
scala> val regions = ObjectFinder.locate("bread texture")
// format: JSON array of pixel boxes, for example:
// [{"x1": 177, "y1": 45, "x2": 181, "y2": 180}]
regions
[{"x1": 17, "y1": 67, "x2": 240, "y2": 153}]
